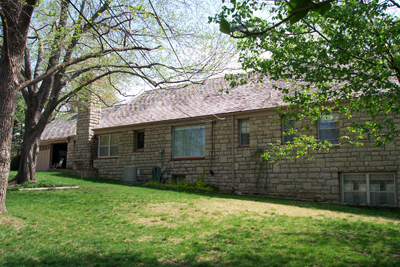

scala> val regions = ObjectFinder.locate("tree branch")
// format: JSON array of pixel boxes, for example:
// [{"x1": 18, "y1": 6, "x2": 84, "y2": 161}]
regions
[
  {"x1": 230, "y1": 0, "x2": 336, "y2": 39},
  {"x1": 302, "y1": 20, "x2": 379, "y2": 67},
  {"x1": 388, "y1": 0, "x2": 400, "y2": 8},
  {"x1": 17, "y1": 45, "x2": 161, "y2": 91},
  {"x1": 54, "y1": 70, "x2": 122, "y2": 106}
]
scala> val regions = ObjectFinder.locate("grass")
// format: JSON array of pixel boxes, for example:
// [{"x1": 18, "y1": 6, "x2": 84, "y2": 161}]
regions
[{"x1": 1, "y1": 171, "x2": 400, "y2": 266}]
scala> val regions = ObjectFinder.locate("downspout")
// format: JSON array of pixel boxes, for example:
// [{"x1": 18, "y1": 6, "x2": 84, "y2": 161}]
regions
[{"x1": 231, "y1": 115, "x2": 235, "y2": 192}]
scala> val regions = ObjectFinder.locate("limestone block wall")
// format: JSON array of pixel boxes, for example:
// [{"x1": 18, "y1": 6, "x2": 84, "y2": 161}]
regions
[
  {"x1": 93, "y1": 125, "x2": 215, "y2": 184},
  {"x1": 74, "y1": 97, "x2": 101, "y2": 170},
  {"x1": 66, "y1": 138, "x2": 76, "y2": 169},
  {"x1": 92, "y1": 111, "x2": 400, "y2": 205}
]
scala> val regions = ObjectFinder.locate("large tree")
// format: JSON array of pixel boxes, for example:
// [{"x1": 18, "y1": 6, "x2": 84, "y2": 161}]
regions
[
  {"x1": 212, "y1": 0, "x2": 400, "y2": 161},
  {"x1": 10, "y1": 0, "x2": 232, "y2": 185},
  {"x1": 0, "y1": 0, "x2": 37, "y2": 213},
  {"x1": 0, "y1": 0, "x2": 233, "y2": 213}
]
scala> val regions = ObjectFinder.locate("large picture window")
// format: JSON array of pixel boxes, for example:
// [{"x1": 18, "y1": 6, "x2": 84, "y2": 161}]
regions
[
  {"x1": 342, "y1": 173, "x2": 396, "y2": 205},
  {"x1": 98, "y1": 134, "x2": 118, "y2": 157},
  {"x1": 239, "y1": 120, "x2": 250, "y2": 146},
  {"x1": 318, "y1": 113, "x2": 340, "y2": 144},
  {"x1": 173, "y1": 125, "x2": 205, "y2": 158}
]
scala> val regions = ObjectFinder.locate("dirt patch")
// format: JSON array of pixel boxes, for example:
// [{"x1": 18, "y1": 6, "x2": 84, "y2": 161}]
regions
[
  {"x1": 157, "y1": 259, "x2": 189, "y2": 266},
  {"x1": 137, "y1": 235, "x2": 153, "y2": 242},
  {"x1": 141, "y1": 199, "x2": 400, "y2": 225},
  {"x1": 133, "y1": 217, "x2": 179, "y2": 228},
  {"x1": 168, "y1": 237, "x2": 185, "y2": 245},
  {"x1": 0, "y1": 214, "x2": 26, "y2": 231},
  {"x1": 118, "y1": 198, "x2": 400, "y2": 226}
]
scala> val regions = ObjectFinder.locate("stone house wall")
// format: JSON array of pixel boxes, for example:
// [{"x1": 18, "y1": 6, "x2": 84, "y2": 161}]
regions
[
  {"x1": 66, "y1": 138, "x2": 75, "y2": 169},
  {"x1": 91, "y1": 110, "x2": 400, "y2": 205},
  {"x1": 74, "y1": 95, "x2": 101, "y2": 170}
]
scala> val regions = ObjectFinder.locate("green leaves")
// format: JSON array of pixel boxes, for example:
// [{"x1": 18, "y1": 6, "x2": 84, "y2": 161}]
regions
[
  {"x1": 219, "y1": 17, "x2": 231, "y2": 34},
  {"x1": 313, "y1": 2, "x2": 332, "y2": 16},
  {"x1": 288, "y1": 0, "x2": 313, "y2": 24},
  {"x1": 216, "y1": 0, "x2": 400, "y2": 162},
  {"x1": 287, "y1": 0, "x2": 332, "y2": 24}
]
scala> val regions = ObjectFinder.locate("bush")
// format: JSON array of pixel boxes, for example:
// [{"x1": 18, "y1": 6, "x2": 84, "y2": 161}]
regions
[
  {"x1": 146, "y1": 168, "x2": 219, "y2": 192},
  {"x1": 10, "y1": 154, "x2": 21, "y2": 171}
]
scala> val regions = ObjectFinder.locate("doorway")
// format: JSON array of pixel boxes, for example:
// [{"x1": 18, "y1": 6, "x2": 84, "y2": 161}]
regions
[{"x1": 52, "y1": 143, "x2": 68, "y2": 169}]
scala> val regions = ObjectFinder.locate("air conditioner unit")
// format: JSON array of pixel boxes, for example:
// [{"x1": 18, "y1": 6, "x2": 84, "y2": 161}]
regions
[{"x1": 123, "y1": 166, "x2": 138, "y2": 183}]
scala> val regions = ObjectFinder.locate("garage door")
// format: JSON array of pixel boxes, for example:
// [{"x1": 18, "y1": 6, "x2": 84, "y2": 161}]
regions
[{"x1": 37, "y1": 145, "x2": 50, "y2": 170}]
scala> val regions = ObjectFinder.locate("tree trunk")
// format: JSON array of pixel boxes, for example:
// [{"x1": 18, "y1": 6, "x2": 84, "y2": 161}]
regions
[
  {"x1": 0, "y1": 0, "x2": 37, "y2": 213},
  {"x1": 0, "y1": 78, "x2": 19, "y2": 213},
  {"x1": 11, "y1": 104, "x2": 48, "y2": 184},
  {"x1": 11, "y1": 134, "x2": 40, "y2": 184}
]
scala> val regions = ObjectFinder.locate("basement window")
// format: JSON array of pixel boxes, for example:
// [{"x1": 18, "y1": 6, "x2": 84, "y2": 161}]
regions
[
  {"x1": 98, "y1": 134, "x2": 118, "y2": 158},
  {"x1": 341, "y1": 173, "x2": 396, "y2": 205}
]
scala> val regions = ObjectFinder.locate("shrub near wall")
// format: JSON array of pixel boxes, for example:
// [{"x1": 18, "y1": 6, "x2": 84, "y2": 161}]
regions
[{"x1": 146, "y1": 179, "x2": 219, "y2": 192}]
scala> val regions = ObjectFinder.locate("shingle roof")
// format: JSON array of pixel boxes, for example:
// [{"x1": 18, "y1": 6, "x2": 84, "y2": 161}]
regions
[
  {"x1": 40, "y1": 114, "x2": 77, "y2": 141},
  {"x1": 41, "y1": 77, "x2": 288, "y2": 141},
  {"x1": 94, "y1": 77, "x2": 287, "y2": 129}
]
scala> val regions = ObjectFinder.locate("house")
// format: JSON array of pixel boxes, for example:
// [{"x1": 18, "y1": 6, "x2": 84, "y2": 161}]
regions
[{"x1": 37, "y1": 78, "x2": 400, "y2": 206}]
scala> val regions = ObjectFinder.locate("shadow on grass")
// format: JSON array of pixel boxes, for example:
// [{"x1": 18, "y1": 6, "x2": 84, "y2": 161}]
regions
[
  {"x1": 0, "y1": 246, "x2": 379, "y2": 267},
  {"x1": 47, "y1": 171, "x2": 400, "y2": 221},
  {"x1": 0, "y1": 252, "x2": 300, "y2": 267},
  {"x1": 3, "y1": 221, "x2": 399, "y2": 267}
]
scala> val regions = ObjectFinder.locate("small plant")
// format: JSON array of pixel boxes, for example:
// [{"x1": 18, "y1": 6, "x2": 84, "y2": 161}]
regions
[
  {"x1": 195, "y1": 167, "x2": 206, "y2": 184},
  {"x1": 146, "y1": 167, "x2": 218, "y2": 192},
  {"x1": 249, "y1": 148, "x2": 267, "y2": 188}
]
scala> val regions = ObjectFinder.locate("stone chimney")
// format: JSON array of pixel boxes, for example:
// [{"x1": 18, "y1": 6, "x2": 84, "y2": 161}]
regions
[{"x1": 74, "y1": 91, "x2": 101, "y2": 169}]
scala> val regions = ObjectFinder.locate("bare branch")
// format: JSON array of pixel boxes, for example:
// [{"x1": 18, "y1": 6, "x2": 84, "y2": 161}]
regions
[
  {"x1": 55, "y1": 70, "x2": 122, "y2": 106},
  {"x1": 17, "y1": 45, "x2": 161, "y2": 91},
  {"x1": 389, "y1": 0, "x2": 400, "y2": 9}
]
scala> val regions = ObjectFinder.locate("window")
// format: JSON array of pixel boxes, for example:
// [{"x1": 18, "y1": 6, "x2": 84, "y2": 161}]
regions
[
  {"x1": 172, "y1": 174, "x2": 185, "y2": 184},
  {"x1": 173, "y1": 125, "x2": 205, "y2": 158},
  {"x1": 282, "y1": 118, "x2": 295, "y2": 143},
  {"x1": 239, "y1": 120, "x2": 250, "y2": 146},
  {"x1": 98, "y1": 134, "x2": 118, "y2": 157},
  {"x1": 39, "y1": 145, "x2": 49, "y2": 151},
  {"x1": 342, "y1": 173, "x2": 396, "y2": 205},
  {"x1": 318, "y1": 113, "x2": 340, "y2": 144},
  {"x1": 135, "y1": 131, "x2": 144, "y2": 150}
]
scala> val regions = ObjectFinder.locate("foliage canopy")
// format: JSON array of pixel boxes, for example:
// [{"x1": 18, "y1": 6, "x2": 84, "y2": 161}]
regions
[{"x1": 212, "y1": 0, "x2": 400, "y2": 162}]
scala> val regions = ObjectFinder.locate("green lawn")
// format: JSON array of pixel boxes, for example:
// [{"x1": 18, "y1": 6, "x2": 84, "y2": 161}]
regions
[{"x1": 1, "y1": 171, "x2": 400, "y2": 266}]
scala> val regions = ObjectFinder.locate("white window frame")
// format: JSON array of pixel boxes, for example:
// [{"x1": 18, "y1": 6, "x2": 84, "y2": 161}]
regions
[
  {"x1": 98, "y1": 134, "x2": 118, "y2": 158},
  {"x1": 239, "y1": 120, "x2": 250, "y2": 146},
  {"x1": 341, "y1": 173, "x2": 397, "y2": 205},
  {"x1": 172, "y1": 125, "x2": 205, "y2": 158},
  {"x1": 318, "y1": 113, "x2": 340, "y2": 144}
]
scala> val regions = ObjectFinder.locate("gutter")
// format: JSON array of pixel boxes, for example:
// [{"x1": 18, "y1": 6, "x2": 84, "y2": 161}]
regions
[{"x1": 39, "y1": 136, "x2": 76, "y2": 144}]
